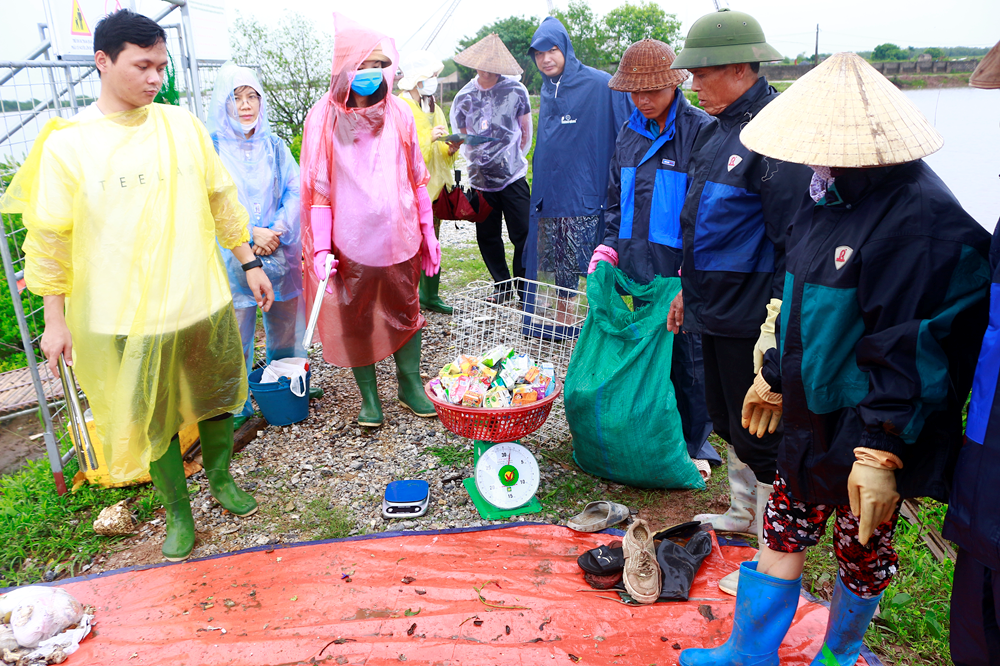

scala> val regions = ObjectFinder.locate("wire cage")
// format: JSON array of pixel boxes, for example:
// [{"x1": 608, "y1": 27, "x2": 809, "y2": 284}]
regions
[{"x1": 448, "y1": 277, "x2": 589, "y2": 447}]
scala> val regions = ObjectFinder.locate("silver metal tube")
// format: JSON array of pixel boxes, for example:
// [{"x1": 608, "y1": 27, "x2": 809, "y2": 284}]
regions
[
  {"x1": 0, "y1": 400, "x2": 66, "y2": 424},
  {"x1": 179, "y1": 3, "x2": 205, "y2": 122},
  {"x1": 57, "y1": 356, "x2": 87, "y2": 473}
]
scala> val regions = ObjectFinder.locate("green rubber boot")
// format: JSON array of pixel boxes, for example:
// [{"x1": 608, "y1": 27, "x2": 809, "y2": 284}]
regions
[
  {"x1": 352, "y1": 365, "x2": 384, "y2": 427},
  {"x1": 419, "y1": 271, "x2": 453, "y2": 315},
  {"x1": 198, "y1": 416, "x2": 258, "y2": 517},
  {"x1": 147, "y1": 436, "x2": 196, "y2": 562},
  {"x1": 309, "y1": 385, "x2": 324, "y2": 400},
  {"x1": 394, "y1": 330, "x2": 437, "y2": 418}
]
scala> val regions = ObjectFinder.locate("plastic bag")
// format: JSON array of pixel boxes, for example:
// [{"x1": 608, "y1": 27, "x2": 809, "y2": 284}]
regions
[
  {"x1": 565, "y1": 262, "x2": 705, "y2": 489},
  {"x1": 261, "y1": 358, "x2": 309, "y2": 397},
  {"x1": 654, "y1": 522, "x2": 713, "y2": 601},
  {"x1": 0, "y1": 586, "x2": 84, "y2": 648}
]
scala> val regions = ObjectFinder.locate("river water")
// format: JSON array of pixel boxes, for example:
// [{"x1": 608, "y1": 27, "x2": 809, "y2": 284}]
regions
[{"x1": 905, "y1": 87, "x2": 1000, "y2": 231}]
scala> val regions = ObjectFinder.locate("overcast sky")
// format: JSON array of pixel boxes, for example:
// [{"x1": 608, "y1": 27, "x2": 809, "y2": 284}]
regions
[{"x1": 1, "y1": 0, "x2": 997, "y2": 65}]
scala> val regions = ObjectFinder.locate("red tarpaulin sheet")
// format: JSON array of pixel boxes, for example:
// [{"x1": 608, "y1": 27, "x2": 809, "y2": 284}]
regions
[{"x1": 28, "y1": 523, "x2": 878, "y2": 665}]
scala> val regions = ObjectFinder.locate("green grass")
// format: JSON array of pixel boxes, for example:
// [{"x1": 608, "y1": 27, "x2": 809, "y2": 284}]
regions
[
  {"x1": 0, "y1": 453, "x2": 156, "y2": 587},
  {"x1": 424, "y1": 444, "x2": 473, "y2": 468},
  {"x1": 302, "y1": 499, "x2": 355, "y2": 541}
]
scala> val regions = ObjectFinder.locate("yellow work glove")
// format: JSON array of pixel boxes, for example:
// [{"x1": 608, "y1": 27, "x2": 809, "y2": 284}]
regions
[
  {"x1": 741, "y1": 371, "x2": 782, "y2": 438},
  {"x1": 848, "y1": 448, "x2": 902, "y2": 546},
  {"x1": 753, "y1": 298, "x2": 782, "y2": 374}
]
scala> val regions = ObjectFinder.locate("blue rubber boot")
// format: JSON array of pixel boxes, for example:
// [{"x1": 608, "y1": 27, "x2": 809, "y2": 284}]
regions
[
  {"x1": 679, "y1": 562, "x2": 801, "y2": 666},
  {"x1": 809, "y1": 575, "x2": 882, "y2": 665}
]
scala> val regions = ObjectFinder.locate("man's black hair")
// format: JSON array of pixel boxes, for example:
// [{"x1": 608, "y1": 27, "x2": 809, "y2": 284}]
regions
[
  {"x1": 93, "y1": 9, "x2": 166, "y2": 62},
  {"x1": 749, "y1": 62, "x2": 761, "y2": 74}
]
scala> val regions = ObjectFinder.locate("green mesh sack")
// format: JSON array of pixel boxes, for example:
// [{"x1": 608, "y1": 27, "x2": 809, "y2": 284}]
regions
[{"x1": 566, "y1": 262, "x2": 705, "y2": 489}]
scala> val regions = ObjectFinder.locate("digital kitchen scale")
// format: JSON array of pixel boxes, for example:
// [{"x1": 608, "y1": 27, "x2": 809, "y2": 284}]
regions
[{"x1": 382, "y1": 479, "x2": 430, "y2": 519}]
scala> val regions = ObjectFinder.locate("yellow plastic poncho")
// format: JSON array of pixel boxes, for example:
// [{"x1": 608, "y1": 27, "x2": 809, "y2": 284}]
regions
[
  {"x1": 397, "y1": 93, "x2": 456, "y2": 201},
  {"x1": 0, "y1": 104, "x2": 250, "y2": 482}
]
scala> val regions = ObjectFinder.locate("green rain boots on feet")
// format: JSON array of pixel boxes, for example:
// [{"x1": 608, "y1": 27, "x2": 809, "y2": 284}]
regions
[
  {"x1": 352, "y1": 365, "x2": 384, "y2": 427},
  {"x1": 198, "y1": 416, "x2": 258, "y2": 517},
  {"x1": 148, "y1": 436, "x2": 196, "y2": 562},
  {"x1": 419, "y1": 272, "x2": 453, "y2": 314},
  {"x1": 395, "y1": 330, "x2": 436, "y2": 418}
]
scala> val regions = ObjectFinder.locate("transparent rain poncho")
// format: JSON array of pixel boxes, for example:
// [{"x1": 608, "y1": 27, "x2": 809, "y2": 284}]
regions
[
  {"x1": 300, "y1": 13, "x2": 430, "y2": 368},
  {"x1": 0, "y1": 106, "x2": 249, "y2": 482},
  {"x1": 449, "y1": 75, "x2": 533, "y2": 192},
  {"x1": 207, "y1": 62, "x2": 302, "y2": 307}
]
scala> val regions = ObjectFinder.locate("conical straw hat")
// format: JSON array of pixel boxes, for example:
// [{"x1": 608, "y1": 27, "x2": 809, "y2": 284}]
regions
[
  {"x1": 971, "y1": 40, "x2": 1000, "y2": 89},
  {"x1": 453, "y1": 33, "x2": 523, "y2": 76},
  {"x1": 739, "y1": 52, "x2": 943, "y2": 167},
  {"x1": 609, "y1": 40, "x2": 688, "y2": 92}
]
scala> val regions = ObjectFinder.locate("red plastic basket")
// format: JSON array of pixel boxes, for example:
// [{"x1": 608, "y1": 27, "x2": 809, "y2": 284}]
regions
[{"x1": 424, "y1": 381, "x2": 562, "y2": 443}]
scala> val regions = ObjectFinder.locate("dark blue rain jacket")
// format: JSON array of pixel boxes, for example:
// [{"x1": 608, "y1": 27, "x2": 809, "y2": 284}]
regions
[
  {"x1": 680, "y1": 77, "x2": 812, "y2": 338},
  {"x1": 944, "y1": 220, "x2": 1000, "y2": 570},
  {"x1": 523, "y1": 17, "x2": 633, "y2": 278},
  {"x1": 760, "y1": 163, "x2": 989, "y2": 506},
  {"x1": 601, "y1": 94, "x2": 718, "y2": 462}
]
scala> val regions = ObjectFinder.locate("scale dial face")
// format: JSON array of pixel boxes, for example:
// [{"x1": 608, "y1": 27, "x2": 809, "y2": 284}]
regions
[{"x1": 474, "y1": 442, "x2": 540, "y2": 510}]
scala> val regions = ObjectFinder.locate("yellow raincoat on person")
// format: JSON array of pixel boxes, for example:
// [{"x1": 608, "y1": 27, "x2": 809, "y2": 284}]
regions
[
  {"x1": 397, "y1": 94, "x2": 455, "y2": 201},
  {"x1": 0, "y1": 104, "x2": 250, "y2": 482}
]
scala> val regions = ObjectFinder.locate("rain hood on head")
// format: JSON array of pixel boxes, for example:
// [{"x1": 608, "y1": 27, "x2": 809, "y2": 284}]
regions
[
  {"x1": 208, "y1": 62, "x2": 302, "y2": 307},
  {"x1": 524, "y1": 17, "x2": 633, "y2": 275},
  {"x1": 300, "y1": 12, "x2": 427, "y2": 269}
]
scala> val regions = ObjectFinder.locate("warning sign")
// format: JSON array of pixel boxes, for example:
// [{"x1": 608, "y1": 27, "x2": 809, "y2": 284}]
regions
[{"x1": 71, "y1": 0, "x2": 91, "y2": 36}]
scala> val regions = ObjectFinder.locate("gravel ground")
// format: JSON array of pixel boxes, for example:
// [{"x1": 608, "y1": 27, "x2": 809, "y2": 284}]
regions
[{"x1": 90, "y1": 218, "x2": 579, "y2": 570}]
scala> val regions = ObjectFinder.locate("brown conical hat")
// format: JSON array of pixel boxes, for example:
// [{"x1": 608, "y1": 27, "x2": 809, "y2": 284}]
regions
[
  {"x1": 453, "y1": 33, "x2": 523, "y2": 76},
  {"x1": 609, "y1": 39, "x2": 688, "y2": 92},
  {"x1": 971, "y1": 41, "x2": 1000, "y2": 89},
  {"x1": 739, "y1": 52, "x2": 943, "y2": 167}
]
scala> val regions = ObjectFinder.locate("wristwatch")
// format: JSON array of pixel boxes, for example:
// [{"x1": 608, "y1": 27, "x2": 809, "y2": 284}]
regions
[{"x1": 241, "y1": 257, "x2": 263, "y2": 271}]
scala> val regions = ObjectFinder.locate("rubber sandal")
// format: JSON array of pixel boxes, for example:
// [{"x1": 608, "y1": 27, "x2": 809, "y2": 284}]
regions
[
  {"x1": 566, "y1": 500, "x2": 630, "y2": 532},
  {"x1": 577, "y1": 539, "x2": 624, "y2": 575}
]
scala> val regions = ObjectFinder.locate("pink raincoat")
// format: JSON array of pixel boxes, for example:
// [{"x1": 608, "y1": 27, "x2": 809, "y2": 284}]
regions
[{"x1": 301, "y1": 14, "x2": 430, "y2": 368}]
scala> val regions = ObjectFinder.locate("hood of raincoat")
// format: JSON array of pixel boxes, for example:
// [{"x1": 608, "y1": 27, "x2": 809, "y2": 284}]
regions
[
  {"x1": 523, "y1": 17, "x2": 633, "y2": 278},
  {"x1": 208, "y1": 63, "x2": 302, "y2": 306}
]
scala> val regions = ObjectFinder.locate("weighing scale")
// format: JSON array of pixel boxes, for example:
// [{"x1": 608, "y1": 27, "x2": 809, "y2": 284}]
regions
[{"x1": 464, "y1": 440, "x2": 542, "y2": 521}]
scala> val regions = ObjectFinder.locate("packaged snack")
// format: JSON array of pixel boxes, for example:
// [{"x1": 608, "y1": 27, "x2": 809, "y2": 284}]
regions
[
  {"x1": 506, "y1": 354, "x2": 532, "y2": 380},
  {"x1": 512, "y1": 385, "x2": 539, "y2": 406},
  {"x1": 428, "y1": 378, "x2": 447, "y2": 401},
  {"x1": 462, "y1": 384, "x2": 485, "y2": 407},
  {"x1": 450, "y1": 375, "x2": 471, "y2": 404},
  {"x1": 481, "y1": 345, "x2": 513, "y2": 368},
  {"x1": 539, "y1": 362, "x2": 556, "y2": 382},
  {"x1": 484, "y1": 386, "x2": 512, "y2": 409},
  {"x1": 523, "y1": 365, "x2": 540, "y2": 383}
]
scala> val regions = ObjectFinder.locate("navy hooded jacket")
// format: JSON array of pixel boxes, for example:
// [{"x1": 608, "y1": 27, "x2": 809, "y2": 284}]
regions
[
  {"x1": 523, "y1": 17, "x2": 633, "y2": 277},
  {"x1": 944, "y1": 221, "x2": 1000, "y2": 570},
  {"x1": 679, "y1": 77, "x2": 812, "y2": 338},
  {"x1": 602, "y1": 95, "x2": 711, "y2": 285},
  {"x1": 760, "y1": 163, "x2": 989, "y2": 507}
]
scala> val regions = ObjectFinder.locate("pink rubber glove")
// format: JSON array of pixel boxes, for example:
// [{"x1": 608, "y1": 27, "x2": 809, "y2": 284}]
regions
[
  {"x1": 588, "y1": 244, "x2": 619, "y2": 274},
  {"x1": 417, "y1": 186, "x2": 441, "y2": 276},
  {"x1": 310, "y1": 206, "x2": 337, "y2": 294}
]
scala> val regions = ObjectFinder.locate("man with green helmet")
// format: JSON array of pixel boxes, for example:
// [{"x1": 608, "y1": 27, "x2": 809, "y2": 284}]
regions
[{"x1": 670, "y1": 9, "x2": 811, "y2": 596}]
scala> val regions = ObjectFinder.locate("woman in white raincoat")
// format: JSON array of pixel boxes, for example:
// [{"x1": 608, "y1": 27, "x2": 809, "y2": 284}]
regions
[{"x1": 208, "y1": 63, "x2": 312, "y2": 427}]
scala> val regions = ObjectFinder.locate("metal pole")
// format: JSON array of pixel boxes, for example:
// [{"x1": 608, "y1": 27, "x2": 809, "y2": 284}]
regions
[
  {"x1": 178, "y1": 3, "x2": 206, "y2": 122},
  {"x1": 814, "y1": 25, "x2": 819, "y2": 67},
  {"x1": 40, "y1": 25, "x2": 64, "y2": 120},
  {"x1": 0, "y1": 222, "x2": 66, "y2": 495},
  {"x1": 64, "y1": 65, "x2": 78, "y2": 115}
]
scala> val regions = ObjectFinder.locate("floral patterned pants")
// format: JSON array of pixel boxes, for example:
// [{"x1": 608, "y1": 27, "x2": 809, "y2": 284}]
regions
[{"x1": 763, "y1": 475, "x2": 900, "y2": 599}]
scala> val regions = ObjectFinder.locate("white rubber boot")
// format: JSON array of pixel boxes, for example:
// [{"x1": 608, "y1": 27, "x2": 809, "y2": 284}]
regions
[
  {"x1": 719, "y1": 480, "x2": 773, "y2": 596},
  {"x1": 693, "y1": 444, "x2": 758, "y2": 533}
]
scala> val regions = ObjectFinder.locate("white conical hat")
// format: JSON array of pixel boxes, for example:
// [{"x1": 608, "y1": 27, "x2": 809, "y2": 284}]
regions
[
  {"x1": 453, "y1": 33, "x2": 523, "y2": 76},
  {"x1": 739, "y1": 52, "x2": 943, "y2": 167},
  {"x1": 971, "y1": 40, "x2": 1000, "y2": 89}
]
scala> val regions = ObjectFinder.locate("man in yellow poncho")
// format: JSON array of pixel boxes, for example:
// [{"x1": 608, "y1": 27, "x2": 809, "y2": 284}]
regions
[
  {"x1": 396, "y1": 50, "x2": 458, "y2": 314},
  {"x1": 0, "y1": 10, "x2": 273, "y2": 562}
]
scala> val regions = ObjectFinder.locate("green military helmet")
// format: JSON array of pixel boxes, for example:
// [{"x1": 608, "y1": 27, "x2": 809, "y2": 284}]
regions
[{"x1": 671, "y1": 9, "x2": 783, "y2": 69}]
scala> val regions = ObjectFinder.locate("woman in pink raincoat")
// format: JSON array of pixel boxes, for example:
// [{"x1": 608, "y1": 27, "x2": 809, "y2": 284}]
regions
[{"x1": 301, "y1": 14, "x2": 441, "y2": 427}]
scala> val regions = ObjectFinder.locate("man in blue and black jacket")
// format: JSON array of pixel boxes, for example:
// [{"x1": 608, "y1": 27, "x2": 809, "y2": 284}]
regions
[
  {"x1": 588, "y1": 38, "x2": 718, "y2": 469},
  {"x1": 669, "y1": 9, "x2": 812, "y2": 591},
  {"x1": 682, "y1": 51, "x2": 990, "y2": 666},
  {"x1": 943, "y1": 39, "x2": 1000, "y2": 666}
]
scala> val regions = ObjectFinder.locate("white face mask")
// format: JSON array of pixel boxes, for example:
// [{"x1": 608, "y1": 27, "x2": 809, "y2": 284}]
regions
[
  {"x1": 417, "y1": 77, "x2": 438, "y2": 97},
  {"x1": 240, "y1": 118, "x2": 257, "y2": 133}
]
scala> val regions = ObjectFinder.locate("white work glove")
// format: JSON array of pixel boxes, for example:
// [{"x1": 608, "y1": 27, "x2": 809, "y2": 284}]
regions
[{"x1": 753, "y1": 298, "x2": 782, "y2": 373}]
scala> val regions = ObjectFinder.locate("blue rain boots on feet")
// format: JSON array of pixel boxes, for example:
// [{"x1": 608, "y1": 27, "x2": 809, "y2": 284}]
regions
[
  {"x1": 809, "y1": 575, "x2": 882, "y2": 665},
  {"x1": 147, "y1": 436, "x2": 195, "y2": 562},
  {"x1": 198, "y1": 415, "x2": 258, "y2": 517},
  {"x1": 679, "y1": 562, "x2": 801, "y2": 666}
]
